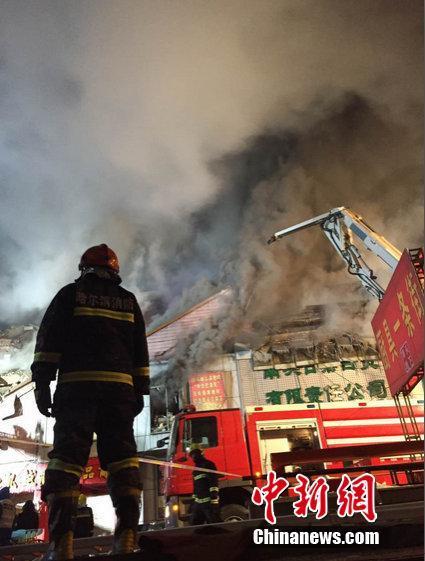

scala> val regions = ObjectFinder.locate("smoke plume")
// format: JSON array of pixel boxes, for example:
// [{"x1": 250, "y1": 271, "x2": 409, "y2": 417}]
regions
[{"x1": 0, "y1": 1, "x2": 422, "y2": 378}]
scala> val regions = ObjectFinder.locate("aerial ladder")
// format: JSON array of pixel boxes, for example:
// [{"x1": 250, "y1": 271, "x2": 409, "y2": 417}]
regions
[
  {"x1": 267, "y1": 206, "x2": 403, "y2": 301},
  {"x1": 267, "y1": 206, "x2": 424, "y2": 453}
]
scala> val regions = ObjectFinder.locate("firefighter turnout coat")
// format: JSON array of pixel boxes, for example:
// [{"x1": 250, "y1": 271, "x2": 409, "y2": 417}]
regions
[
  {"x1": 31, "y1": 273, "x2": 149, "y2": 394},
  {"x1": 192, "y1": 457, "x2": 219, "y2": 506},
  {"x1": 190, "y1": 456, "x2": 220, "y2": 525}
]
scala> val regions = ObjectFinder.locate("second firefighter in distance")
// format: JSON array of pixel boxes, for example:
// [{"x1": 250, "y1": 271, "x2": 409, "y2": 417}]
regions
[{"x1": 189, "y1": 444, "x2": 220, "y2": 525}]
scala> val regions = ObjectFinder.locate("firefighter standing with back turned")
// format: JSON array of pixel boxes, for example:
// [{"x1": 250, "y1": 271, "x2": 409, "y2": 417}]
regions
[
  {"x1": 31, "y1": 244, "x2": 150, "y2": 560},
  {"x1": 189, "y1": 444, "x2": 220, "y2": 525}
]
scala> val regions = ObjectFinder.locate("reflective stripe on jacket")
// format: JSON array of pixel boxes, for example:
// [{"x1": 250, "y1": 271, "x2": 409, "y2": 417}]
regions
[{"x1": 192, "y1": 458, "x2": 219, "y2": 504}]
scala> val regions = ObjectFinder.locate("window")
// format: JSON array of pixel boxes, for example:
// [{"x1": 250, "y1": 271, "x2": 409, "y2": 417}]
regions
[
  {"x1": 183, "y1": 416, "x2": 218, "y2": 451},
  {"x1": 166, "y1": 418, "x2": 179, "y2": 461}
]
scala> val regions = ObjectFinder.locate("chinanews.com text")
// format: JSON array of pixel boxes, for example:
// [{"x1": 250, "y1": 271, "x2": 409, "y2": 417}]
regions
[{"x1": 253, "y1": 528, "x2": 380, "y2": 546}]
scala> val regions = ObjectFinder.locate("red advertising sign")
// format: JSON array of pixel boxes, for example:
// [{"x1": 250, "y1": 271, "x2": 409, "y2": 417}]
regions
[
  {"x1": 80, "y1": 457, "x2": 108, "y2": 494},
  {"x1": 372, "y1": 250, "x2": 424, "y2": 396},
  {"x1": 189, "y1": 372, "x2": 228, "y2": 410}
]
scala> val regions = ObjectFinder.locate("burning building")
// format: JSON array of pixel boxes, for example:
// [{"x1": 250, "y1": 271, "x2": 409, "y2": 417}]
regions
[{"x1": 146, "y1": 288, "x2": 422, "y2": 426}]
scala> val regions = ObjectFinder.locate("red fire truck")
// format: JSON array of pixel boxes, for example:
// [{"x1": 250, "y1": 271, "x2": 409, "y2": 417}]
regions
[{"x1": 163, "y1": 397, "x2": 424, "y2": 527}]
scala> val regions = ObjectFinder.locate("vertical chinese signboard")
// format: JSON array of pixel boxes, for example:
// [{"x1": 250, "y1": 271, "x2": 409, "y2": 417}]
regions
[
  {"x1": 372, "y1": 250, "x2": 424, "y2": 396},
  {"x1": 189, "y1": 372, "x2": 228, "y2": 410}
]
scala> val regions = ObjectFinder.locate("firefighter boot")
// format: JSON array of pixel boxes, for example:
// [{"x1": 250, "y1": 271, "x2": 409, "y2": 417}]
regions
[
  {"x1": 42, "y1": 493, "x2": 78, "y2": 561},
  {"x1": 112, "y1": 494, "x2": 140, "y2": 555}
]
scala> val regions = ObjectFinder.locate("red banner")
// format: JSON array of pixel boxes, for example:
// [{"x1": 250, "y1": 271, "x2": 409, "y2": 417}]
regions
[
  {"x1": 372, "y1": 250, "x2": 424, "y2": 396},
  {"x1": 189, "y1": 372, "x2": 228, "y2": 410}
]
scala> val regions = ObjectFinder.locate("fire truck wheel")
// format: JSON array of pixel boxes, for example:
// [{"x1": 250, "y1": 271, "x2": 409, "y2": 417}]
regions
[{"x1": 220, "y1": 504, "x2": 249, "y2": 523}]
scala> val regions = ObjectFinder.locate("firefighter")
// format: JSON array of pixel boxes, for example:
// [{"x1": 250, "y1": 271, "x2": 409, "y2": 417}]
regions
[
  {"x1": 31, "y1": 244, "x2": 149, "y2": 560},
  {"x1": 74, "y1": 495, "x2": 94, "y2": 539},
  {"x1": 189, "y1": 444, "x2": 220, "y2": 525}
]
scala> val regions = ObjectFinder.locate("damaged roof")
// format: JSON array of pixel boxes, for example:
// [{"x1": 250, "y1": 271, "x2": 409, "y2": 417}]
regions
[{"x1": 147, "y1": 288, "x2": 232, "y2": 361}]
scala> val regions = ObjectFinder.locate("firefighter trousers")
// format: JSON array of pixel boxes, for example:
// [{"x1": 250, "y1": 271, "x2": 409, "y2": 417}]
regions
[
  {"x1": 42, "y1": 383, "x2": 142, "y2": 538},
  {"x1": 190, "y1": 502, "x2": 219, "y2": 525}
]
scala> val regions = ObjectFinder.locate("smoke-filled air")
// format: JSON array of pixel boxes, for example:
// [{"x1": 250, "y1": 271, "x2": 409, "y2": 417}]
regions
[{"x1": 0, "y1": 1, "x2": 423, "y2": 374}]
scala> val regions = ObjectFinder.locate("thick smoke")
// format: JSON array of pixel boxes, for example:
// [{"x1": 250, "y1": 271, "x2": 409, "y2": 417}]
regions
[
  {"x1": 0, "y1": 1, "x2": 422, "y2": 381},
  {"x1": 153, "y1": 94, "x2": 424, "y2": 388}
]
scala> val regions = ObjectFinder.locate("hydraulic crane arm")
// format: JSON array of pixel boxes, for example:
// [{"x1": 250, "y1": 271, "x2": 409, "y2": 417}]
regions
[{"x1": 267, "y1": 207, "x2": 402, "y2": 300}]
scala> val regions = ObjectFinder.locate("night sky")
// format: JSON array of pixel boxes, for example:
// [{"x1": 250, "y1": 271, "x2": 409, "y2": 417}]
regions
[{"x1": 0, "y1": 1, "x2": 422, "y2": 334}]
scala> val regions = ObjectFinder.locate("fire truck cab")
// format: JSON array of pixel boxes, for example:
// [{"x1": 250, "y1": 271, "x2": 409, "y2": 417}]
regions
[{"x1": 164, "y1": 408, "x2": 253, "y2": 526}]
